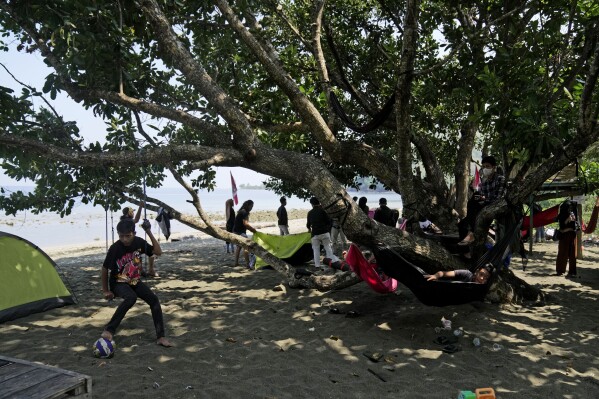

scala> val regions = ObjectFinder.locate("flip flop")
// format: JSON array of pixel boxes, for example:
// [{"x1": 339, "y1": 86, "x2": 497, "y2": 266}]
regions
[
  {"x1": 345, "y1": 310, "x2": 361, "y2": 318},
  {"x1": 433, "y1": 335, "x2": 458, "y2": 345},
  {"x1": 294, "y1": 268, "x2": 314, "y2": 279},
  {"x1": 442, "y1": 344, "x2": 460, "y2": 354}
]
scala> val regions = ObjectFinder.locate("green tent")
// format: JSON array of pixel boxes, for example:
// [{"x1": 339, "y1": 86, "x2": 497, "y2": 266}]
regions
[
  {"x1": 252, "y1": 231, "x2": 313, "y2": 269},
  {"x1": 0, "y1": 232, "x2": 75, "y2": 323}
]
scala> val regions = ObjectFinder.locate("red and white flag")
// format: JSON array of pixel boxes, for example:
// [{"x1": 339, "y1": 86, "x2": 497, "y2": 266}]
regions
[
  {"x1": 230, "y1": 172, "x2": 239, "y2": 205},
  {"x1": 471, "y1": 167, "x2": 481, "y2": 191}
]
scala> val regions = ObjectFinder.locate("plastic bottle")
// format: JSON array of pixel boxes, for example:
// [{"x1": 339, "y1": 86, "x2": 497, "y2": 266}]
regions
[
  {"x1": 472, "y1": 338, "x2": 481, "y2": 347},
  {"x1": 453, "y1": 328, "x2": 463, "y2": 337},
  {"x1": 457, "y1": 391, "x2": 476, "y2": 399},
  {"x1": 492, "y1": 343, "x2": 503, "y2": 351},
  {"x1": 441, "y1": 317, "x2": 452, "y2": 330}
]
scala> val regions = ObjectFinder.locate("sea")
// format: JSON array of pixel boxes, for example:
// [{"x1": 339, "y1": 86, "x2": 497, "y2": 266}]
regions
[{"x1": 0, "y1": 186, "x2": 402, "y2": 251}]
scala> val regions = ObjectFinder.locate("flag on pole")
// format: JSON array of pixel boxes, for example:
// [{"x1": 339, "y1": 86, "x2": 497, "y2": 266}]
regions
[
  {"x1": 230, "y1": 172, "x2": 239, "y2": 205},
  {"x1": 471, "y1": 166, "x2": 481, "y2": 191}
]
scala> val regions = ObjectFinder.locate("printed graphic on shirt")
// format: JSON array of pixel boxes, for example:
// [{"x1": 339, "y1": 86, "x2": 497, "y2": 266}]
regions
[{"x1": 116, "y1": 249, "x2": 143, "y2": 285}]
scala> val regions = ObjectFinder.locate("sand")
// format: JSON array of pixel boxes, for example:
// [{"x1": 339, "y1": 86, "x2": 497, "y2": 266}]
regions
[{"x1": 2, "y1": 217, "x2": 599, "y2": 399}]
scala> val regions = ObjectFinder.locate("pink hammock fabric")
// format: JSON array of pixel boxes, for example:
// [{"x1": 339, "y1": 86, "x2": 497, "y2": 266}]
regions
[{"x1": 345, "y1": 244, "x2": 398, "y2": 294}]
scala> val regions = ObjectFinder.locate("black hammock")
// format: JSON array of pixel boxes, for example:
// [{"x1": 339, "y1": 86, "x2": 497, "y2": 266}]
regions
[
  {"x1": 329, "y1": 92, "x2": 396, "y2": 133},
  {"x1": 372, "y1": 220, "x2": 522, "y2": 307}
]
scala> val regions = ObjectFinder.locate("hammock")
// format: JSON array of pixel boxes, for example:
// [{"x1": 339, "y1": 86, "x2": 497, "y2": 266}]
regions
[
  {"x1": 582, "y1": 202, "x2": 599, "y2": 234},
  {"x1": 520, "y1": 201, "x2": 598, "y2": 235},
  {"x1": 521, "y1": 205, "x2": 559, "y2": 230},
  {"x1": 329, "y1": 92, "x2": 396, "y2": 133},
  {"x1": 372, "y1": 220, "x2": 522, "y2": 307},
  {"x1": 252, "y1": 232, "x2": 313, "y2": 269},
  {"x1": 344, "y1": 244, "x2": 398, "y2": 294}
]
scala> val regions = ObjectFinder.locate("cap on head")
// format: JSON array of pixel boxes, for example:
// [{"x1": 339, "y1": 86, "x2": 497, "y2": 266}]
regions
[
  {"x1": 379, "y1": 198, "x2": 387, "y2": 205},
  {"x1": 310, "y1": 197, "x2": 320, "y2": 205},
  {"x1": 280, "y1": 196, "x2": 287, "y2": 203},
  {"x1": 481, "y1": 155, "x2": 497, "y2": 166}
]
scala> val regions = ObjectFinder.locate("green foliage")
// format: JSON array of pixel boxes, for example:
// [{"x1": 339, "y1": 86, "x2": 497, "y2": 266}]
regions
[{"x1": 1, "y1": 0, "x2": 598, "y2": 217}]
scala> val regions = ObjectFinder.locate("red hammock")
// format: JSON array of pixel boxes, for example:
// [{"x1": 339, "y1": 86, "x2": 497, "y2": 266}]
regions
[
  {"x1": 521, "y1": 205, "x2": 559, "y2": 230},
  {"x1": 582, "y1": 203, "x2": 599, "y2": 234},
  {"x1": 345, "y1": 244, "x2": 398, "y2": 294},
  {"x1": 521, "y1": 200, "x2": 598, "y2": 234}
]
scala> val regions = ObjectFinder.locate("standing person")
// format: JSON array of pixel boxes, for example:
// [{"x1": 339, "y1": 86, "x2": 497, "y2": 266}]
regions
[
  {"x1": 233, "y1": 200, "x2": 258, "y2": 268},
  {"x1": 100, "y1": 219, "x2": 172, "y2": 347},
  {"x1": 121, "y1": 205, "x2": 143, "y2": 223},
  {"x1": 277, "y1": 196, "x2": 289, "y2": 235},
  {"x1": 373, "y1": 198, "x2": 396, "y2": 227},
  {"x1": 556, "y1": 200, "x2": 578, "y2": 277},
  {"x1": 535, "y1": 227, "x2": 546, "y2": 243},
  {"x1": 358, "y1": 197, "x2": 369, "y2": 214},
  {"x1": 331, "y1": 217, "x2": 348, "y2": 249},
  {"x1": 458, "y1": 155, "x2": 506, "y2": 245},
  {"x1": 307, "y1": 197, "x2": 338, "y2": 271},
  {"x1": 121, "y1": 204, "x2": 158, "y2": 277},
  {"x1": 225, "y1": 199, "x2": 236, "y2": 253}
]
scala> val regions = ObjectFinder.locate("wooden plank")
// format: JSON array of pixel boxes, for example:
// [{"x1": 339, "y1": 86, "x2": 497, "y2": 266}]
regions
[
  {"x1": 0, "y1": 368, "x2": 59, "y2": 398},
  {"x1": 0, "y1": 363, "x2": 32, "y2": 383},
  {"x1": 0, "y1": 355, "x2": 91, "y2": 399},
  {"x1": 10, "y1": 374, "x2": 88, "y2": 399}
]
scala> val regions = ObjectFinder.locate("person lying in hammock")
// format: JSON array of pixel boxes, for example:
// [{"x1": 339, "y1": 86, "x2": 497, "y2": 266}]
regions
[{"x1": 425, "y1": 264, "x2": 492, "y2": 284}]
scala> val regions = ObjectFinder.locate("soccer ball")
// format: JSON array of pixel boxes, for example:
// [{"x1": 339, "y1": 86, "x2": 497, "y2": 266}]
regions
[{"x1": 93, "y1": 337, "x2": 116, "y2": 359}]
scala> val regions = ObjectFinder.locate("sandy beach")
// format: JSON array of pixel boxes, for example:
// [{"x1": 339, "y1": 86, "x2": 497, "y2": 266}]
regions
[{"x1": 2, "y1": 216, "x2": 599, "y2": 398}]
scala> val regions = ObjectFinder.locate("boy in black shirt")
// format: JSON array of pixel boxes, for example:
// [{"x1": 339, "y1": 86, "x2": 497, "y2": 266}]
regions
[{"x1": 101, "y1": 219, "x2": 172, "y2": 347}]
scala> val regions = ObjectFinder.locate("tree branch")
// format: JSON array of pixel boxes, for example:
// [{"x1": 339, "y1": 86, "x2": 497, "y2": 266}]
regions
[{"x1": 137, "y1": 0, "x2": 256, "y2": 159}]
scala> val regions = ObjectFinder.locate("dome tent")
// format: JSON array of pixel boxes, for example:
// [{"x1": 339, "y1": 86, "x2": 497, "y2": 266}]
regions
[{"x1": 0, "y1": 232, "x2": 75, "y2": 323}]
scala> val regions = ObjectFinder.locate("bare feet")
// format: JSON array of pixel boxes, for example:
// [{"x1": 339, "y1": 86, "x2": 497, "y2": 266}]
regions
[
  {"x1": 101, "y1": 330, "x2": 113, "y2": 340},
  {"x1": 157, "y1": 337, "x2": 173, "y2": 347},
  {"x1": 458, "y1": 233, "x2": 475, "y2": 246}
]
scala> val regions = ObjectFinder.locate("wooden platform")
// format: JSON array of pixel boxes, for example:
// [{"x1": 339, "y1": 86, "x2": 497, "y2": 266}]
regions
[{"x1": 0, "y1": 355, "x2": 91, "y2": 399}]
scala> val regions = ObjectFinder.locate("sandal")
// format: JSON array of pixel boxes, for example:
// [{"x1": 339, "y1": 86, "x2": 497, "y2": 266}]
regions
[
  {"x1": 433, "y1": 335, "x2": 458, "y2": 345},
  {"x1": 442, "y1": 344, "x2": 460, "y2": 354},
  {"x1": 345, "y1": 310, "x2": 361, "y2": 318}
]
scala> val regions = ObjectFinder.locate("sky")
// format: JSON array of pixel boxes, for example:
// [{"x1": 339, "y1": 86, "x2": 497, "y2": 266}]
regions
[{"x1": 0, "y1": 39, "x2": 268, "y2": 189}]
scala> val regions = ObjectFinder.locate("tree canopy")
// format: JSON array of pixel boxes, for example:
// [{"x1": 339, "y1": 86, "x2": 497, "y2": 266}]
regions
[{"x1": 1, "y1": 0, "x2": 598, "y2": 298}]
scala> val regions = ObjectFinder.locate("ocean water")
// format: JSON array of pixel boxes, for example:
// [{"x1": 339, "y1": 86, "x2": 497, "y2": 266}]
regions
[{"x1": 0, "y1": 186, "x2": 402, "y2": 250}]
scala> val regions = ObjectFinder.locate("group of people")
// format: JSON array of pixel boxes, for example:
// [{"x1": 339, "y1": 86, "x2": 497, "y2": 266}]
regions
[{"x1": 98, "y1": 154, "x2": 584, "y2": 351}]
